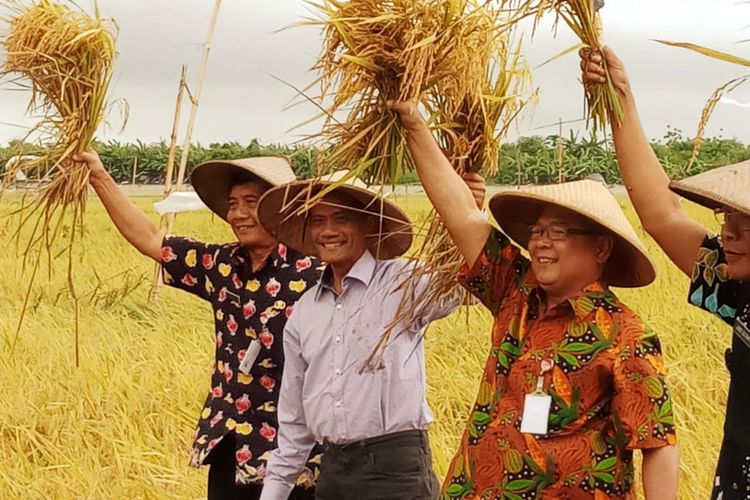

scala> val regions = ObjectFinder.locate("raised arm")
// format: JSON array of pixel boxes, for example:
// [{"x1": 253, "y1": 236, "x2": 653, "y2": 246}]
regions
[
  {"x1": 76, "y1": 151, "x2": 163, "y2": 262},
  {"x1": 388, "y1": 101, "x2": 491, "y2": 268},
  {"x1": 580, "y1": 47, "x2": 707, "y2": 276}
]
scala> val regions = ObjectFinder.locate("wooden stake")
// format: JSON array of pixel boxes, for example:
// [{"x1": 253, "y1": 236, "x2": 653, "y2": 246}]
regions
[
  {"x1": 130, "y1": 156, "x2": 138, "y2": 185},
  {"x1": 164, "y1": 66, "x2": 188, "y2": 197},
  {"x1": 149, "y1": 1, "x2": 222, "y2": 301},
  {"x1": 148, "y1": 67, "x2": 188, "y2": 301},
  {"x1": 556, "y1": 118, "x2": 564, "y2": 184},
  {"x1": 174, "y1": 0, "x2": 222, "y2": 190}
]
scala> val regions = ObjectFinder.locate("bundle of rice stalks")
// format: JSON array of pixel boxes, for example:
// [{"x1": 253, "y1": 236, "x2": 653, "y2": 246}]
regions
[
  {"x1": 0, "y1": 0, "x2": 118, "y2": 360},
  {"x1": 500, "y1": 0, "x2": 622, "y2": 131},
  {"x1": 300, "y1": 0, "x2": 531, "y2": 369},
  {"x1": 364, "y1": 32, "x2": 533, "y2": 370},
  {"x1": 303, "y1": 0, "x2": 450, "y2": 185},
  {"x1": 654, "y1": 40, "x2": 750, "y2": 167}
]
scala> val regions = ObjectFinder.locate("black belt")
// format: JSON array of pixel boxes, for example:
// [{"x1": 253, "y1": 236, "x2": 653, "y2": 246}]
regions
[{"x1": 323, "y1": 429, "x2": 428, "y2": 456}]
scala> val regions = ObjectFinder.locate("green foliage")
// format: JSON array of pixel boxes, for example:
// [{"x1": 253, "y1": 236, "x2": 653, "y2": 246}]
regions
[
  {"x1": 496, "y1": 128, "x2": 750, "y2": 185},
  {"x1": 3, "y1": 128, "x2": 750, "y2": 185},
  {"x1": 0, "y1": 139, "x2": 319, "y2": 183}
]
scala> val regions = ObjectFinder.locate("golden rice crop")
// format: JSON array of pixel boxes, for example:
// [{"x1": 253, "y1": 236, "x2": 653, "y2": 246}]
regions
[
  {"x1": 0, "y1": 0, "x2": 118, "y2": 359},
  {"x1": 0, "y1": 191, "x2": 730, "y2": 498}
]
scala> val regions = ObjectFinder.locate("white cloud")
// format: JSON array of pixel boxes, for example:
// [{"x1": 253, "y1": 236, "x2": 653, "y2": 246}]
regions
[{"x1": 2, "y1": 0, "x2": 750, "y2": 146}]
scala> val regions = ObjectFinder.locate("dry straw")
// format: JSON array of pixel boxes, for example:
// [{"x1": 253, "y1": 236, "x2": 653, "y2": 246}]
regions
[
  {"x1": 301, "y1": 0, "x2": 532, "y2": 369},
  {"x1": 0, "y1": 0, "x2": 118, "y2": 362},
  {"x1": 654, "y1": 40, "x2": 750, "y2": 167},
  {"x1": 499, "y1": 0, "x2": 623, "y2": 131}
]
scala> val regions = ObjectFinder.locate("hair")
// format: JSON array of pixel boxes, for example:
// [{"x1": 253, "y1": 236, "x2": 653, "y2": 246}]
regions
[{"x1": 228, "y1": 170, "x2": 271, "y2": 191}]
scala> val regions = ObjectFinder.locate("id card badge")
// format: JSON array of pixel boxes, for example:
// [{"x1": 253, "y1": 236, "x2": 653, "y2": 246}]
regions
[
  {"x1": 520, "y1": 393, "x2": 551, "y2": 435},
  {"x1": 521, "y1": 359, "x2": 553, "y2": 435},
  {"x1": 239, "y1": 339, "x2": 261, "y2": 374}
]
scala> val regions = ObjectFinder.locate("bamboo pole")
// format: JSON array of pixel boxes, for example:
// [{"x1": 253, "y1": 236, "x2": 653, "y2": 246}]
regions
[
  {"x1": 556, "y1": 118, "x2": 564, "y2": 183},
  {"x1": 164, "y1": 66, "x2": 188, "y2": 197},
  {"x1": 130, "y1": 156, "x2": 138, "y2": 185},
  {"x1": 174, "y1": 0, "x2": 222, "y2": 190},
  {"x1": 149, "y1": 0, "x2": 222, "y2": 301},
  {"x1": 149, "y1": 67, "x2": 189, "y2": 301}
]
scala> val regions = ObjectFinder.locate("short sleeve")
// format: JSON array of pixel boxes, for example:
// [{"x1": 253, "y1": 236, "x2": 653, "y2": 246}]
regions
[
  {"x1": 457, "y1": 227, "x2": 529, "y2": 316},
  {"x1": 161, "y1": 236, "x2": 220, "y2": 301},
  {"x1": 611, "y1": 318, "x2": 676, "y2": 450},
  {"x1": 688, "y1": 234, "x2": 739, "y2": 325}
]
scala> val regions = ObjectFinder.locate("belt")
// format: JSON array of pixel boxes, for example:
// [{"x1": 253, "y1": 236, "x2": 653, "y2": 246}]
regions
[{"x1": 323, "y1": 429, "x2": 428, "y2": 456}]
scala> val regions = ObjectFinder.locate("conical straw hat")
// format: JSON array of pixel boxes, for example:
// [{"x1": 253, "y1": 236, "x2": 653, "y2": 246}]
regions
[
  {"x1": 488, "y1": 179, "x2": 656, "y2": 288},
  {"x1": 669, "y1": 160, "x2": 750, "y2": 215},
  {"x1": 257, "y1": 170, "x2": 413, "y2": 260},
  {"x1": 190, "y1": 157, "x2": 297, "y2": 220}
]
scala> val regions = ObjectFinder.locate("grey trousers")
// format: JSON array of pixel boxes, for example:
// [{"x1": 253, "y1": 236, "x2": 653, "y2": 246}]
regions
[{"x1": 315, "y1": 429, "x2": 439, "y2": 500}]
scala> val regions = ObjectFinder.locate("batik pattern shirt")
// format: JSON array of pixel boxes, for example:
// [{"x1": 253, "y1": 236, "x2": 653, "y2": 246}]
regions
[
  {"x1": 161, "y1": 237, "x2": 323, "y2": 486},
  {"x1": 442, "y1": 229, "x2": 676, "y2": 500},
  {"x1": 688, "y1": 235, "x2": 750, "y2": 500}
]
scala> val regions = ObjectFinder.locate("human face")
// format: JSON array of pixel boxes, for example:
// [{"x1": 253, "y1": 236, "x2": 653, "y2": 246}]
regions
[
  {"x1": 716, "y1": 207, "x2": 750, "y2": 280},
  {"x1": 226, "y1": 182, "x2": 277, "y2": 250},
  {"x1": 527, "y1": 206, "x2": 612, "y2": 303},
  {"x1": 309, "y1": 192, "x2": 371, "y2": 274}
]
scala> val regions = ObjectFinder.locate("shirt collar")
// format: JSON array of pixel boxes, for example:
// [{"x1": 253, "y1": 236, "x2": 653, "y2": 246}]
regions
[
  {"x1": 316, "y1": 250, "x2": 376, "y2": 300},
  {"x1": 525, "y1": 275, "x2": 613, "y2": 320},
  {"x1": 230, "y1": 243, "x2": 287, "y2": 269}
]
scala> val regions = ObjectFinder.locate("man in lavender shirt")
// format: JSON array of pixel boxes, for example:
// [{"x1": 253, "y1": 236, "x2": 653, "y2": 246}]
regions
[{"x1": 255, "y1": 172, "x2": 485, "y2": 500}]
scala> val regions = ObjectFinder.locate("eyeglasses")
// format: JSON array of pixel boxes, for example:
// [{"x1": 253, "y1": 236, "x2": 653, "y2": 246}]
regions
[
  {"x1": 528, "y1": 224, "x2": 598, "y2": 241},
  {"x1": 713, "y1": 208, "x2": 750, "y2": 233}
]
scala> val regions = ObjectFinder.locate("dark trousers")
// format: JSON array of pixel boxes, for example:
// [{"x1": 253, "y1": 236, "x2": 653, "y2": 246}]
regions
[
  {"x1": 316, "y1": 429, "x2": 439, "y2": 500},
  {"x1": 207, "y1": 433, "x2": 315, "y2": 500}
]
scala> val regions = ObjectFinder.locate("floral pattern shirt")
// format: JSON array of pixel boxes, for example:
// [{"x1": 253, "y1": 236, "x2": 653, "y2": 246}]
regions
[
  {"x1": 688, "y1": 235, "x2": 750, "y2": 500},
  {"x1": 442, "y1": 229, "x2": 676, "y2": 500},
  {"x1": 161, "y1": 237, "x2": 323, "y2": 486}
]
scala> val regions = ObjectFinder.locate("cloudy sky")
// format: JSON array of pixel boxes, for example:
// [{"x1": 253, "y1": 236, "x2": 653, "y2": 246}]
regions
[{"x1": 2, "y1": 0, "x2": 750, "y2": 146}]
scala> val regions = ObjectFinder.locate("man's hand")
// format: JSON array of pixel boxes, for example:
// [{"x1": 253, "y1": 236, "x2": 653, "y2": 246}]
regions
[
  {"x1": 463, "y1": 172, "x2": 486, "y2": 210},
  {"x1": 579, "y1": 46, "x2": 630, "y2": 97},
  {"x1": 387, "y1": 100, "x2": 425, "y2": 133},
  {"x1": 73, "y1": 150, "x2": 108, "y2": 183}
]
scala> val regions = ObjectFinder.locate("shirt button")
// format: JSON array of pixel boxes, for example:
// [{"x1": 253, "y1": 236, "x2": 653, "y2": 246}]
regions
[
  {"x1": 335, "y1": 368, "x2": 342, "y2": 376},
  {"x1": 335, "y1": 303, "x2": 343, "y2": 310},
  {"x1": 335, "y1": 336, "x2": 341, "y2": 344},
  {"x1": 335, "y1": 400, "x2": 342, "y2": 407}
]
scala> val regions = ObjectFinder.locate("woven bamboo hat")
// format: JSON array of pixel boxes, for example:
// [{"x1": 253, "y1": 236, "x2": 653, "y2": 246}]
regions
[
  {"x1": 489, "y1": 179, "x2": 656, "y2": 287},
  {"x1": 257, "y1": 170, "x2": 413, "y2": 260},
  {"x1": 190, "y1": 157, "x2": 297, "y2": 220},
  {"x1": 669, "y1": 160, "x2": 750, "y2": 215}
]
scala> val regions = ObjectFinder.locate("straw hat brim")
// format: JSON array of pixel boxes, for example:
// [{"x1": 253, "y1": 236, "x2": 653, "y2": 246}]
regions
[
  {"x1": 257, "y1": 180, "x2": 413, "y2": 260},
  {"x1": 190, "y1": 158, "x2": 296, "y2": 220},
  {"x1": 489, "y1": 187, "x2": 656, "y2": 288},
  {"x1": 669, "y1": 160, "x2": 750, "y2": 215}
]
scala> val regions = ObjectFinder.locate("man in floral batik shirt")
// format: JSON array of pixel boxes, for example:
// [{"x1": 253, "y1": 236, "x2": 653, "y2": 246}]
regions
[
  {"x1": 390, "y1": 100, "x2": 679, "y2": 499},
  {"x1": 78, "y1": 151, "x2": 321, "y2": 500}
]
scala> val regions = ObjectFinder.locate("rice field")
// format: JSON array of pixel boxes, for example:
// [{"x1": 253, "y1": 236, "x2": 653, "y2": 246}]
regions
[{"x1": 0, "y1": 190, "x2": 728, "y2": 499}]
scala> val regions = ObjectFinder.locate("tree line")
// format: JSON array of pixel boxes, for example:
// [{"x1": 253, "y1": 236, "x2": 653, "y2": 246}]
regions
[{"x1": 2, "y1": 128, "x2": 749, "y2": 185}]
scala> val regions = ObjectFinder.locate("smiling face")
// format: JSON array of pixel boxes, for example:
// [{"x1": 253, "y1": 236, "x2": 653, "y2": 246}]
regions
[
  {"x1": 309, "y1": 191, "x2": 372, "y2": 274},
  {"x1": 528, "y1": 205, "x2": 613, "y2": 304},
  {"x1": 226, "y1": 181, "x2": 277, "y2": 250},
  {"x1": 719, "y1": 207, "x2": 750, "y2": 280}
]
